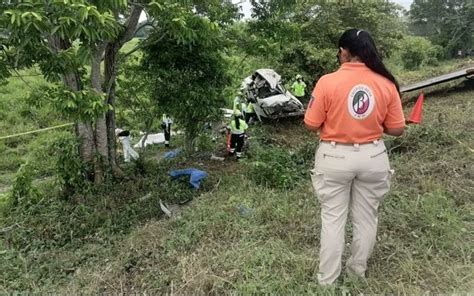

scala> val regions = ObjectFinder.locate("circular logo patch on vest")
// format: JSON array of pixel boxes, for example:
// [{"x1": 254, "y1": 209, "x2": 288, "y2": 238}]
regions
[{"x1": 347, "y1": 84, "x2": 375, "y2": 120}]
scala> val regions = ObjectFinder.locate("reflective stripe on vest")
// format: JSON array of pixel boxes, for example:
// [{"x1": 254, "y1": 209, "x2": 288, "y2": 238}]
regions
[{"x1": 230, "y1": 119, "x2": 248, "y2": 134}]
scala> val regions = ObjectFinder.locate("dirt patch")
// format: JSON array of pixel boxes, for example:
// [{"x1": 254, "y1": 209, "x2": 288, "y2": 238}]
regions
[{"x1": 257, "y1": 118, "x2": 314, "y2": 149}]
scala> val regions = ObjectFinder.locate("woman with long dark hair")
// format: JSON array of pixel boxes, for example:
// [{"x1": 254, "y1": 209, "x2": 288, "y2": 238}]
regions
[{"x1": 304, "y1": 29, "x2": 405, "y2": 285}]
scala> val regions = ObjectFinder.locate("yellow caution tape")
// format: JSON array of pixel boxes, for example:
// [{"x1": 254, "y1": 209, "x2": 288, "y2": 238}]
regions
[{"x1": 0, "y1": 123, "x2": 74, "y2": 141}]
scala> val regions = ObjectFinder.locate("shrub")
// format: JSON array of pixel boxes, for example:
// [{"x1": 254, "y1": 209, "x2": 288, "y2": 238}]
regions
[
  {"x1": 50, "y1": 133, "x2": 89, "y2": 195},
  {"x1": 397, "y1": 36, "x2": 444, "y2": 70},
  {"x1": 427, "y1": 44, "x2": 445, "y2": 61},
  {"x1": 246, "y1": 141, "x2": 317, "y2": 190},
  {"x1": 279, "y1": 42, "x2": 338, "y2": 83},
  {"x1": 399, "y1": 36, "x2": 428, "y2": 70},
  {"x1": 10, "y1": 162, "x2": 37, "y2": 206}
]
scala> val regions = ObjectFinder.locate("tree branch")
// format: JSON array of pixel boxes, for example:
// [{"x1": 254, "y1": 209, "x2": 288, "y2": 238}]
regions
[
  {"x1": 102, "y1": 5, "x2": 143, "y2": 98},
  {"x1": 119, "y1": 5, "x2": 143, "y2": 46},
  {"x1": 134, "y1": 21, "x2": 157, "y2": 36},
  {"x1": 121, "y1": 32, "x2": 166, "y2": 59}
]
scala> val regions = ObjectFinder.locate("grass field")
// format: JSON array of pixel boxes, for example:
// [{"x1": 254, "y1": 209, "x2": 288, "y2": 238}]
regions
[{"x1": 0, "y1": 59, "x2": 473, "y2": 293}]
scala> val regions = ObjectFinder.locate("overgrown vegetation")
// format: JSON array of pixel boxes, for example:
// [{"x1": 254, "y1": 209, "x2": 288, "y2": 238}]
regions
[
  {"x1": 2, "y1": 82, "x2": 471, "y2": 293},
  {"x1": 0, "y1": 0, "x2": 473, "y2": 293},
  {"x1": 396, "y1": 36, "x2": 444, "y2": 69},
  {"x1": 143, "y1": 13, "x2": 231, "y2": 151},
  {"x1": 245, "y1": 121, "x2": 316, "y2": 190}
]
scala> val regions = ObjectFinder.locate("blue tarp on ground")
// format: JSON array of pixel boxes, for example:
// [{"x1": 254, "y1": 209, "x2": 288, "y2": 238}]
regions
[{"x1": 169, "y1": 168, "x2": 208, "y2": 189}]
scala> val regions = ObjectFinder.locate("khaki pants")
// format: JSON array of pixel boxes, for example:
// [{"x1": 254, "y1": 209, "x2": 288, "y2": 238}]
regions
[{"x1": 311, "y1": 141, "x2": 393, "y2": 285}]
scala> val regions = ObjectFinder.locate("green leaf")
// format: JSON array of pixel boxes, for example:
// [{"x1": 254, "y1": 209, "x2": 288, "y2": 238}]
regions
[
  {"x1": 21, "y1": 12, "x2": 31, "y2": 19},
  {"x1": 31, "y1": 12, "x2": 42, "y2": 21},
  {"x1": 51, "y1": 25, "x2": 60, "y2": 35},
  {"x1": 32, "y1": 22, "x2": 40, "y2": 32}
]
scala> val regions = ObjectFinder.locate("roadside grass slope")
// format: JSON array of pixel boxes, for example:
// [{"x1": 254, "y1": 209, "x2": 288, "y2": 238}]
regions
[
  {"x1": 49, "y1": 86, "x2": 472, "y2": 295},
  {"x1": 0, "y1": 59, "x2": 473, "y2": 294}
]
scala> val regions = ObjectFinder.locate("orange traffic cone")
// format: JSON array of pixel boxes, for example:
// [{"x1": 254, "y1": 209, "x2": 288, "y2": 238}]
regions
[{"x1": 408, "y1": 91, "x2": 424, "y2": 124}]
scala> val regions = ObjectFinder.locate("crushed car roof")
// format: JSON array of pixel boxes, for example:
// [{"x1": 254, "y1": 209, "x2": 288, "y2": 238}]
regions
[{"x1": 255, "y1": 69, "x2": 281, "y2": 89}]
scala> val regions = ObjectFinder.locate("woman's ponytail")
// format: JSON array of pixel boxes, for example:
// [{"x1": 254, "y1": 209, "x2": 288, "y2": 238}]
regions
[{"x1": 338, "y1": 29, "x2": 400, "y2": 93}]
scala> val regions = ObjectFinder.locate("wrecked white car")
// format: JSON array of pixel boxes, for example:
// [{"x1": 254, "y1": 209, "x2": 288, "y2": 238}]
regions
[{"x1": 242, "y1": 69, "x2": 305, "y2": 120}]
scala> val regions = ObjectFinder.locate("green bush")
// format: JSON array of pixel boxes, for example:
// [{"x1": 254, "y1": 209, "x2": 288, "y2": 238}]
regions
[
  {"x1": 399, "y1": 36, "x2": 428, "y2": 70},
  {"x1": 279, "y1": 42, "x2": 338, "y2": 82},
  {"x1": 246, "y1": 141, "x2": 316, "y2": 190},
  {"x1": 427, "y1": 44, "x2": 445, "y2": 61},
  {"x1": 50, "y1": 133, "x2": 90, "y2": 195},
  {"x1": 397, "y1": 36, "x2": 444, "y2": 70},
  {"x1": 195, "y1": 131, "x2": 215, "y2": 152},
  {"x1": 10, "y1": 162, "x2": 37, "y2": 206}
]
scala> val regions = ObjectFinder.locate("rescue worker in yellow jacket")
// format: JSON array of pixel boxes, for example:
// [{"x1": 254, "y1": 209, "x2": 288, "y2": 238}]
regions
[
  {"x1": 292, "y1": 74, "x2": 306, "y2": 101},
  {"x1": 245, "y1": 101, "x2": 257, "y2": 124},
  {"x1": 227, "y1": 110, "x2": 248, "y2": 159},
  {"x1": 233, "y1": 91, "x2": 246, "y2": 114}
]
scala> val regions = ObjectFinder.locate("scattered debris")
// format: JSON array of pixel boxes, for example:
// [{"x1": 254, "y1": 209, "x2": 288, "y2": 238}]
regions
[
  {"x1": 169, "y1": 168, "x2": 208, "y2": 189},
  {"x1": 134, "y1": 132, "x2": 179, "y2": 149},
  {"x1": 238, "y1": 205, "x2": 254, "y2": 218},
  {"x1": 210, "y1": 154, "x2": 225, "y2": 161},
  {"x1": 159, "y1": 199, "x2": 172, "y2": 217},
  {"x1": 158, "y1": 195, "x2": 193, "y2": 218},
  {"x1": 221, "y1": 108, "x2": 234, "y2": 118},
  {"x1": 140, "y1": 192, "x2": 152, "y2": 201},
  {"x1": 178, "y1": 198, "x2": 192, "y2": 205}
]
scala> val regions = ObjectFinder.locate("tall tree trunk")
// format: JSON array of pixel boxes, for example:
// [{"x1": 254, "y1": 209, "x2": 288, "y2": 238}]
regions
[
  {"x1": 76, "y1": 122, "x2": 95, "y2": 180},
  {"x1": 48, "y1": 36, "x2": 97, "y2": 181},
  {"x1": 105, "y1": 82, "x2": 124, "y2": 177},
  {"x1": 185, "y1": 128, "x2": 198, "y2": 153},
  {"x1": 103, "y1": 5, "x2": 143, "y2": 177},
  {"x1": 94, "y1": 115, "x2": 108, "y2": 184},
  {"x1": 91, "y1": 45, "x2": 109, "y2": 184},
  {"x1": 104, "y1": 42, "x2": 124, "y2": 178}
]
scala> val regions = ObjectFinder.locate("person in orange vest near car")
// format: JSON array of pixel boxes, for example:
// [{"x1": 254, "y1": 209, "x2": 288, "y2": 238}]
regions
[{"x1": 304, "y1": 28, "x2": 405, "y2": 285}]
